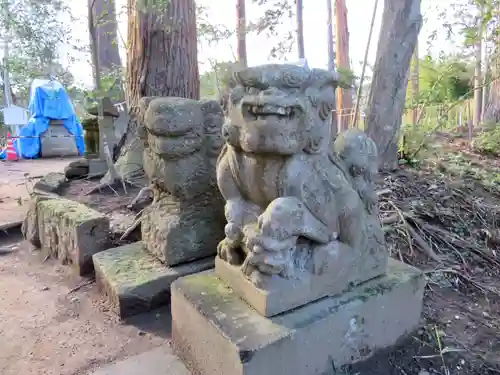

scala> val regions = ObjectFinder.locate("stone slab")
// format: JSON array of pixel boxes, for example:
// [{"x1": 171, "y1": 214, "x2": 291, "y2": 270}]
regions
[
  {"x1": 215, "y1": 241, "x2": 388, "y2": 317},
  {"x1": 33, "y1": 172, "x2": 67, "y2": 194},
  {"x1": 172, "y1": 259, "x2": 425, "y2": 375},
  {"x1": 90, "y1": 346, "x2": 190, "y2": 375},
  {"x1": 93, "y1": 242, "x2": 215, "y2": 318},
  {"x1": 37, "y1": 198, "x2": 110, "y2": 275}
]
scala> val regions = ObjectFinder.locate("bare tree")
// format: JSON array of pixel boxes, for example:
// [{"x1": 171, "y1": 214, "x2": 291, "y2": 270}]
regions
[
  {"x1": 88, "y1": 0, "x2": 124, "y2": 101},
  {"x1": 296, "y1": 0, "x2": 304, "y2": 59},
  {"x1": 326, "y1": 0, "x2": 335, "y2": 71},
  {"x1": 236, "y1": 0, "x2": 248, "y2": 67},
  {"x1": 335, "y1": 0, "x2": 353, "y2": 132},
  {"x1": 473, "y1": 8, "x2": 483, "y2": 127},
  {"x1": 365, "y1": 0, "x2": 422, "y2": 170}
]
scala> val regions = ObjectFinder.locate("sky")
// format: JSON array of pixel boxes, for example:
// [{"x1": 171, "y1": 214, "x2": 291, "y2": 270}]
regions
[{"x1": 63, "y1": 0, "x2": 463, "y2": 88}]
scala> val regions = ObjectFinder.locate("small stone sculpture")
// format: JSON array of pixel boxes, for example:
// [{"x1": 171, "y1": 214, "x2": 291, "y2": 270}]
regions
[
  {"x1": 216, "y1": 63, "x2": 387, "y2": 293},
  {"x1": 139, "y1": 97, "x2": 225, "y2": 266}
]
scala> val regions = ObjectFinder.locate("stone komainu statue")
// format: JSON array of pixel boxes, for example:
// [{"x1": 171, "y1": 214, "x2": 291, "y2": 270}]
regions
[
  {"x1": 216, "y1": 63, "x2": 387, "y2": 289},
  {"x1": 138, "y1": 97, "x2": 225, "y2": 266}
]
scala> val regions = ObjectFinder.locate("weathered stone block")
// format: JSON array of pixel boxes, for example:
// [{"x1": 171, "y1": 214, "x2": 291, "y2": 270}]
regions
[
  {"x1": 139, "y1": 97, "x2": 225, "y2": 266},
  {"x1": 33, "y1": 172, "x2": 67, "y2": 194},
  {"x1": 37, "y1": 198, "x2": 110, "y2": 275},
  {"x1": 172, "y1": 259, "x2": 425, "y2": 375},
  {"x1": 93, "y1": 242, "x2": 214, "y2": 318},
  {"x1": 141, "y1": 194, "x2": 224, "y2": 267},
  {"x1": 22, "y1": 197, "x2": 42, "y2": 247},
  {"x1": 215, "y1": 243, "x2": 388, "y2": 317},
  {"x1": 65, "y1": 158, "x2": 90, "y2": 179}
]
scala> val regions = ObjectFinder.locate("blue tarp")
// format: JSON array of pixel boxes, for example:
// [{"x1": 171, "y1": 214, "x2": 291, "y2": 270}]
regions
[{"x1": 1, "y1": 79, "x2": 85, "y2": 159}]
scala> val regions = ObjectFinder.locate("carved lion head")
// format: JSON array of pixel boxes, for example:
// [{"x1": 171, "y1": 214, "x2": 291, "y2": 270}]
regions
[{"x1": 222, "y1": 64, "x2": 339, "y2": 155}]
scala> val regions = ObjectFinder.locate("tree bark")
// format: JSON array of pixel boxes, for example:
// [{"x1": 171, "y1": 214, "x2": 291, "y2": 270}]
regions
[
  {"x1": 335, "y1": 0, "x2": 353, "y2": 132},
  {"x1": 88, "y1": 0, "x2": 124, "y2": 102},
  {"x1": 236, "y1": 0, "x2": 247, "y2": 67},
  {"x1": 365, "y1": 0, "x2": 422, "y2": 171},
  {"x1": 296, "y1": 0, "x2": 305, "y2": 59},
  {"x1": 326, "y1": 0, "x2": 335, "y2": 71},
  {"x1": 104, "y1": 0, "x2": 200, "y2": 183},
  {"x1": 473, "y1": 10, "x2": 483, "y2": 128},
  {"x1": 411, "y1": 43, "x2": 419, "y2": 126},
  {"x1": 482, "y1": 12, "x2": 500, "y2": 126},
  {"x1": 326, "y1": 0, "x2": 337, "y2": 139}
]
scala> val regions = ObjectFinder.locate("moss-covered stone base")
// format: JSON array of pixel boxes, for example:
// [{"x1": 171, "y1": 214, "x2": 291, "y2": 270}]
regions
[
  {"x1": 171, "y1": 259, "x2": 425, "y2": 375},
  {"x1": 93, "y1": 242, "x2": 215, "y2": 318},
  {"x1": 37, "y1": 198, "x2": 110, "y2": 275}
]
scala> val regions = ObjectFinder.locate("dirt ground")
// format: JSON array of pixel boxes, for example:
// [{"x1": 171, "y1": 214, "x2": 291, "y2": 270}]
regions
[
  {"x1": 0, "y1": 232, "x2": 169, "y2": 375},
  {"x1": 0, "y1": 158, "x2": 166, "y2": 375},
  {"x1": 0, "y1": 157, "x2": 78, "y2": 228}
]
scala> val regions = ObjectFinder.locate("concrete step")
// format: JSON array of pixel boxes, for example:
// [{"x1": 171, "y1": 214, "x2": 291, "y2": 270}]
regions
[{"x1": 90, "y1": 346, "x2": 190, "y2": 375}]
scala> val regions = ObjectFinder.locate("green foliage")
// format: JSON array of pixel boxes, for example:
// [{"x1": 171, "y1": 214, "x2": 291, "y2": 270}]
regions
[
  {"x1": 336, "y1": 66, "x2": 356, "y2": 89},
  {"x1": 249, "y1": 0, "x2": 295, "y2": 58},
  {"x1": 472, "y1": 125, "x2": 500, "y2": 155},
  {"x1": 406, "y1": 55, "x2": 474, "y2": 107},
  {"x1": 0, "y1": 0, "x2": 72, "y2": 103},
  {"x1": 200, "y1": 61, "x2": 238, "y2": 99}
]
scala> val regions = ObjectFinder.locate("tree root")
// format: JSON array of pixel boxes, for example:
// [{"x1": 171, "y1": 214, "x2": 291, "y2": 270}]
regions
[
  {"x1": 127, "y1": 185, "x2": 153, "y2": 209},
  {"x1": 84, "y1": 177, "x2": 130, "y2": 196},
  {"x1": 120, "y1": 217, "x2": 142, "y2": 241},
  {"x1": 120, "y1": 208, "x2": 146, "y2": 241}
]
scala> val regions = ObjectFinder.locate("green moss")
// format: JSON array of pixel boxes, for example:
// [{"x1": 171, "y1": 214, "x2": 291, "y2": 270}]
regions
[
  {"x1": 38, "y1": 199, "x2": 104, "y2": 223},
  {"x1": 184, "y1": 273, "x2": 235, "y2": 302},
  {"x1": 96, "y1": 244, "x2": 166, "y2": 287}
]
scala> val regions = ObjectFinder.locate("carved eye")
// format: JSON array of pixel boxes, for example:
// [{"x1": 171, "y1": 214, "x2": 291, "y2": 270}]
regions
[{"x1": 244, "y1": 86, "x2": 260, "y2": 95}]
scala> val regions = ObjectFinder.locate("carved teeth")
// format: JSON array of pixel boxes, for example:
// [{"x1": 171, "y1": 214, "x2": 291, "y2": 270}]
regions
[
  {"x1": 247, "y1": 104, "x2": 294, "y2": 117},
  {"x1": 276, "y1": 106, "x2": 286, "y2": 115}
]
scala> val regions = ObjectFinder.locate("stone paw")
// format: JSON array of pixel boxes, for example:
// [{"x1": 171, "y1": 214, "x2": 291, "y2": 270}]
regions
[{"x1": 217, "y1": 238, "x2": 243, "y2": 265}]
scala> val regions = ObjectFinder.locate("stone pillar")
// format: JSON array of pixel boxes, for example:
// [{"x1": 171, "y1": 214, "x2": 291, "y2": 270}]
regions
[
  {"x1": 170, "y1": 64, "x2": 426, "y2": 375},
  {"x1": 86, "y1": 97, "x2": 120, "y2": 176}
]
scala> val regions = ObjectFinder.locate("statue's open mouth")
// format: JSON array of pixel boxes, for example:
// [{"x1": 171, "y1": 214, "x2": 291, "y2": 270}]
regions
[{"x1": 242, "y1": 103, "x2": 300, "y2": 120}]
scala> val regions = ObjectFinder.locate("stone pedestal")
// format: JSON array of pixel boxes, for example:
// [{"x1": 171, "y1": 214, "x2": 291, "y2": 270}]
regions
[
  {"x1": 93, "y1": 242, "x2": 214, "y2": 318},
  {"x1": 85, "y1": 96, "x2": 120, "y2": 174},
  {"x1": 171, "y1": 259, "x2": 425, "y2": 375}
]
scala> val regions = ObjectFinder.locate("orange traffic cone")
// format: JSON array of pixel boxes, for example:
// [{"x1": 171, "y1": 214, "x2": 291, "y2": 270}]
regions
[{"x1": 6, "y1": 133, "x2": 18, "y2": 161}]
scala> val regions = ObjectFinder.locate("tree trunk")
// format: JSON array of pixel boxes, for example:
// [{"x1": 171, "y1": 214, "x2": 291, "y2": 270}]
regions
[
  {"x1": 104, "y1": 0, "x2": 200, "y2": 184},
  {"x1": 411, "y1": 43, "x2": 419, "y2": 126},
  {"x1": 296, "y1": 0, "x2": 305, "y2": 59},
  {"x1": 335, "y1": 0, "x2": 353, "y2": 132},
  {"x1": 473, "y1": 11, "x2": 483, "y2": 128},
  {"x1": 483, "y1": 31, "x2": 500, "y2": 124},
  {"x1": 326, "y1": 0, "x2": 337, "y2": 139},
  {"x1": 365, "y1": 0, "x2": 422, "y2": 171},
  {"x1": 236, "y1": 0, "x2": 248, "y2": 67},
  {"x1": 326, "y1": 0, "x2": 335, "y2": 71},
  {"x1": 88, "y1": 0, "x2": 124, "y2": 102}
]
